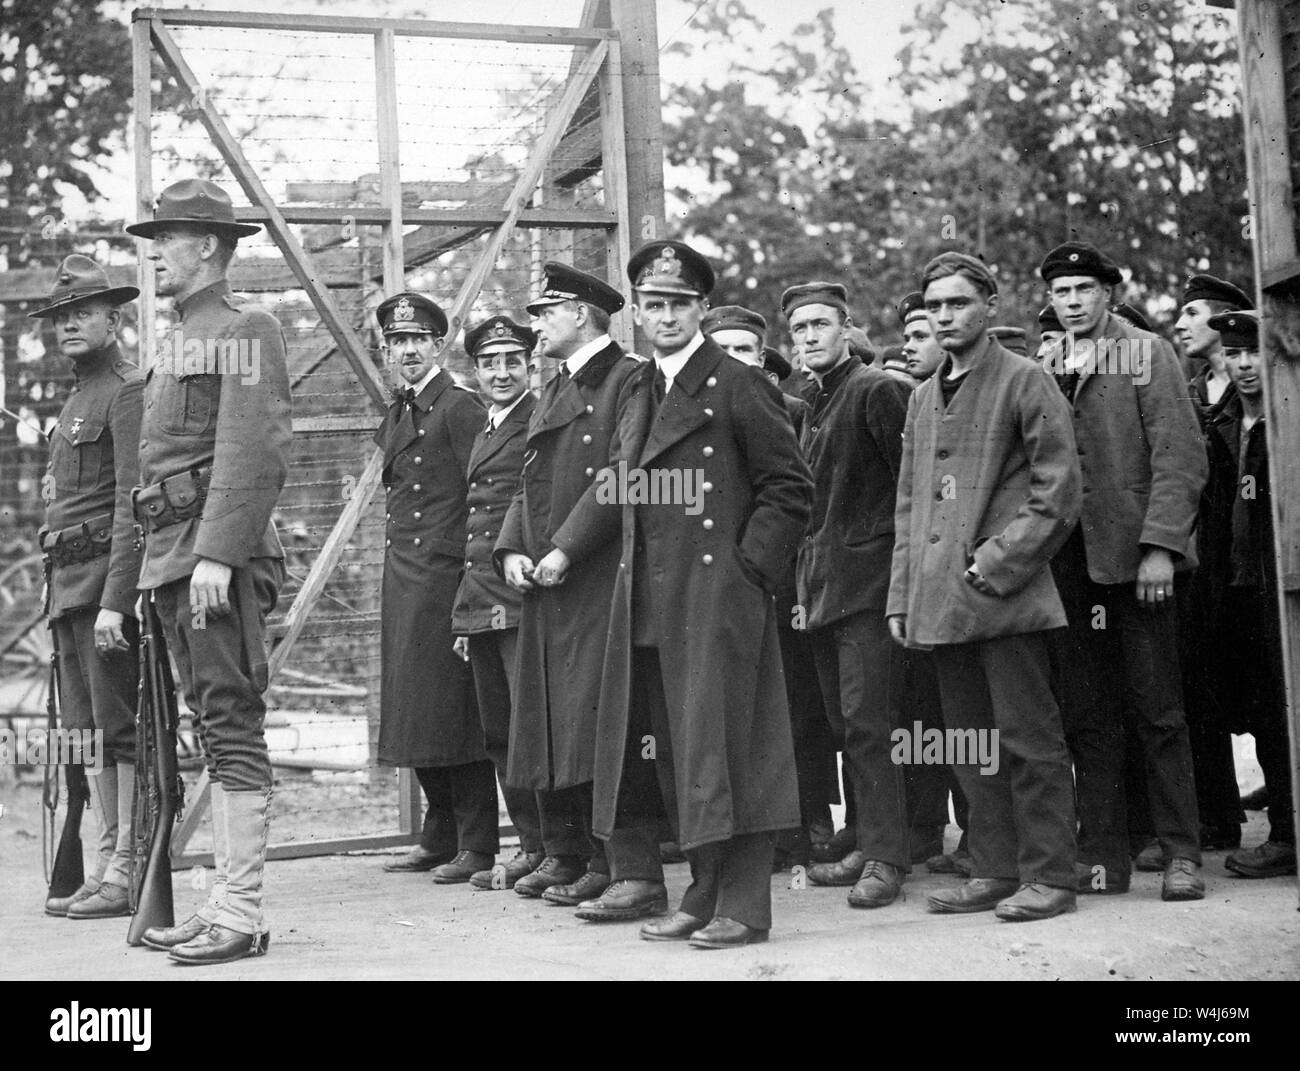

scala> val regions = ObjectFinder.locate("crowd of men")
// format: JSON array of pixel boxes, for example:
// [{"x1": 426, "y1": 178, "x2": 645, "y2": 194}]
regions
[{"x1": 34, "y1": 177, "x2": 1297, "y2": 965}]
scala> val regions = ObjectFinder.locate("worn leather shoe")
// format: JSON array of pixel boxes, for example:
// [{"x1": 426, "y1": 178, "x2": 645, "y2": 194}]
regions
[
  {"x1": 169, "y1": 924, "x2": 270, "y2": 965},
  {"x1": 542, "y1": 868, "x2": 610, "y2": 906},
  {"x1": 994, "y1": 882, "x2": 1076, "y2": 921},
  {"x1": 1226, "y1": 840, "x2": 1297, "y2": 878},
  {"x1": 847, "y1": 860, "x2": 903, "y2": 908},
  {"x1": 66, "y1": 881, "x2": 130, "y2": 919},
  {"x1": 513, "y1": 855, "x2": 586, "y2": 898},
  {"x1": 1161, "y1": 857, "x2": 1206, "y2": 901},
  {"x1": 689, "y1": 916, "x2": 769, "y2": 949},
  {"x1": 1133, "y1": 839, "x2": 1163, "y2": 872},
  {"x1": 574, "y1": 879, "x2": 668, "y2": 921},
  {"x1": 1075, "y1": 861, "x2": 1131, "y2": 894},
  {"x1": 45, "y1": 879, "x2": 100, "y2": 918},
  {"x1": 809, "y1": 826, "x2": 855, "y2": 864},
  {"x1": 808, "y1": 849, "x2": 867, "y2": 887},
  {"x1": 384, "y1": 846, "x2": 452, "y2": 873},
  {"x1": 927, "y1": 877, "x2": 1019, "y2": 914},
  {"x1": 142, "y1": 914, "x2": 209, "y2": 951},
  {"x1": 640, "y1": 910, "x2": 706, "y2": 941},
  {"x1": 430, "y1": 849, "x2": 494, "y2": 885},
  {"x1": 470, "y1": 850, "x2": 542, "y2": 890}
]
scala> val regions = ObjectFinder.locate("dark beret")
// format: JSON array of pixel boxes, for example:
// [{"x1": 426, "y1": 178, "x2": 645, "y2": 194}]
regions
[
  {"x1": 1182, "y1": 274, "x2": 1253, "y2": 311},
  {"x1": 1207, "y1": 310, "x2": 1259, "y2": 349},
  {"x1": 988, "y1": 326, "x2": 1028, "y2": 357},
  {"x1": 1038, "y1": 304, "x2": 1064, "y2": 332},
  {"x1": 781, "y1": 281, "x2": 849, "y2": 319},
  {"x1": 920, "y1": 251, "x2": 998, "y2": 296},
  {"x1": 897, "y1": 291, "x2": 926, "y2": 325},
  {"x1": 376, "y1": 291, "x2": 448, "y2": 337},
  {"x1": 761, "y1": 346, "x2": 792, "y2": 380},
  {"x1": 527, "y1": 261, "x2": 625, "y2": 316},
  {"x1": 702, "y1": 305, "x2": 767, "y2": 340},
  {"x1": 881, "y1": 344, "x2": 909, "y2": 370},
  {"x1": 1039, "y1": 242, "x2": 1123, "y2": 286},
  {"x1": 627, "y1": 240, "x2": 714, "y2": 298},
  {"x1": 1111, "y1": 302, "x2": 1152, "y2": 332},
  {"x1": 465, "y1": 314, "x2": 537, "y2": 359}
]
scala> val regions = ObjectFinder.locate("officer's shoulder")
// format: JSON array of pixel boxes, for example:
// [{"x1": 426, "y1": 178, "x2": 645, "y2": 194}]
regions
[
  {"x1": 223, "y1": 294, "x2": 280, "y2": 329},
  {"x1": 449, "y1": 381, "x2": 485, "y2": 406},
  {"x1": 111, "y1": 357, "x2": 144, "y2": 385}
]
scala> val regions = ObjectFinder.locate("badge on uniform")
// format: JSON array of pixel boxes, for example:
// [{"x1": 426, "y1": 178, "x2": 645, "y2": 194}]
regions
[{"x1": 70, "y1": 417, "x2": 84, "y2": 440}]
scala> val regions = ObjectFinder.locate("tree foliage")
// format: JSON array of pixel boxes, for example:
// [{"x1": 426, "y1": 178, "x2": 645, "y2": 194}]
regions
[{"x1": 663, "y1": 0, "x2": 1249, "y2": 343}]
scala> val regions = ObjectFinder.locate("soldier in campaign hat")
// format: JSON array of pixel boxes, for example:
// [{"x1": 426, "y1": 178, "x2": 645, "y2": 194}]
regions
[
  {"x1": 125, "y1": 179, "x2": 292, "y2": 963},
  {"x1": 32, "y1": 255, "x2": 143, "y2": 921},
  {"x1": 450, "y1": 314, "x2": 546, "y2": 890},
  {"x1": 495, "y1": 261, "x2": 637, "y2": 906},
  {"x1": 373, "y1": 291, "x2": 499, "y2": 885}
]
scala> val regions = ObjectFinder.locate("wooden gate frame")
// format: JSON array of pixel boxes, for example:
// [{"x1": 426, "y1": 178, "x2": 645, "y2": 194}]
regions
[{"x1": 130, "y1": 2, "x2": 666, "y2": 863}]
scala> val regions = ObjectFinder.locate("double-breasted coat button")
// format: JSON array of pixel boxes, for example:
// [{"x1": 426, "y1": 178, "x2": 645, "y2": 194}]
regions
[
  {"x1": 702, "y1": 554, "x2": 714, "y2": 565},
  {"x1": 929, "y1": 534, "x2": 940, "y2": 544},
  {"x1": 704, "y1": 408, "x2": 713, "y2": 417},
  {"x1": 585, "y1": 467, "x2": 595, "y2": 477},
  {"x1": 706, "y1": 376, "x2": 717, "y2": 387},
  {"x1": 386, "y1": 512, "x2": 391, "y2": 519},
  {"x1": 413, "y1": 483, "x2": 421, "y2": 491},
  {"x1": 702, "y1": 519, "x2": 714, "y2": 530},
  {"x1": 414, "y1": 456, "x2": 422, "y2": 464},
  {"x1": 466, "y1": 560, "x2": 473, "y2": 569},
  {"x1": 703, "y1": 446, "x2": 714, "y2": 457},
  {"x1": 586, "y1": 404, "x2": 594, "y2": 413},
  {"x1": 470, "y1": 482, "x2": 477, "y2": 490},
  {"x1": 418, "y1": 429, "x2": 425, "y2": 436},
  {"x1": 469, "y1": 506, "x2": 476, "y2": 514},
  {"x1": 413, "y1": 511, "x2": 422, "y2": 519},
  {"x1": 703, "y1": 481, "x2": 713, "y2": 492},
  {"x1": 385, "y1": 538, "x2": 392, "y2": 547},
  {"x1": 582, "y1": 434, "x2": 592, "y2": 444},
  {"x1": 937, "y1": 449, "x2": 948, "y2": 460}
]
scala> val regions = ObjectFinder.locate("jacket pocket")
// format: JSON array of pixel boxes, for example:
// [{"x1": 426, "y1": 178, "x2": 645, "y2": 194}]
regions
[
  {"x1": 52, "y1": 418, "x2": 107, "y2": 493},
  {"x1": 158, "y1": 375, "x2": 215, "y2": 435}
]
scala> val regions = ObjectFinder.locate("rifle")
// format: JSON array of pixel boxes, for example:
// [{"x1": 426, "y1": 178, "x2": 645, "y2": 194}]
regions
[
  {"x1": 126, "y1": 595, "x2": 183, "y2": 946},
  {"x1": 44, "y1": 611, "x2": 89, "y2": 900}
]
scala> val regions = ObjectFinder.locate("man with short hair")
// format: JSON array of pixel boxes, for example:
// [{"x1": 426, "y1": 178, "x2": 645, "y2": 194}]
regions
[
  {"x1": 1203, "y1": 312, "x2": 1295, "y2": 878},
  {"x1": 899, "y1": 292, "x2": 945, "y2": 382},
  {"x1": 33, "y1": 255, "x2": 142, "y2": 920},
  {"x1": 126, "y1": 179, "x2": 292, "y2": 963},
  {"x1": 1042, "y1": 241, "x2": 1208, "y2": 902},
  {"x1": 784, "y1": 281, "x2": 913, "y2": 909},
  {"x1": 889, "y1": 251, "x2": 1081, "y2": 922},
  {"x1": 552, "y1": 240, "x2": 812, "y2": 945},
  {"x1": 452, "y1": 315, "x2": 544, "y2": 890},
  {"x1": 1175, "y1": 274, "x2": 1253, "y2": 415},
  {"x1": 496, "y1": 262, "x2": 639, "y2": 906},
  {"x1": 1036, "y1": 304, "x2": 1065, "y2": 366}
]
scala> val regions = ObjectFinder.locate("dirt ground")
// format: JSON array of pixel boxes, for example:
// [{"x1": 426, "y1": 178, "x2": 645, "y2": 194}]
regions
[{"x1": 1, "y1": 772, "x2": 1297, "y2": 982}]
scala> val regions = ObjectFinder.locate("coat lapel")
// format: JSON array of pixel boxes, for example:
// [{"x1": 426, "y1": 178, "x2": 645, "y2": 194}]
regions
[
  {"x1": 638, "y1": 339, "x2": 724, "y2": 467},
  {"x1": 528, "y1": 341, "x2": 625, "y2": 439},
  {"x1": 376, "y1": 369, "x2": 451, "y2": 463},
  {"x1": 468, "y1": 393, "x2": 534, "y2": 478}
]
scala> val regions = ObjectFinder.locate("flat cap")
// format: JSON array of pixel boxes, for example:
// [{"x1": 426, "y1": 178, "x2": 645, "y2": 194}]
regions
[
  {"x1": 465, "y1": 314, "x2": 536, "y2": 358},
  {"x1": 376, "y1": 292, "x2": 448, "y2": 337},
  {"x1": 526, "y1": 261, "x2": 625, "y2": 316},
  {"x1": 762, "y1": 345, "x2": 792, "y2": 381},
  {"x1": 1208, "y1": 310, "x2": 1259, "y2": 349},
  {"x1": 921, "y1": 251, "x2": 998, "y2": 295},
  {"x1": 1038, "y1": 304, "x2": 1064, "y2": 332},
  {"x1": 702, "y1": 304, "x2": 767, "y2": 340},
  {"x1": 28, "y1": 254, "x2": 139, "y2": 319},
  {"x1": 126, "y1": 178, "x2": 261, "y2": 240},
  {"x1": 1182, "y1": 274, "x2": 1253, "y2": 311},
  {"x1": 897, "y1": 291, "x2": 926, "y2": 325},
  {"x1": 1039, "y1": 241, "x2": 1123, "y2": 286},
  {"x1": 781, "y1": 281, "x2": 849, "y2": 319},
  {"x1": 989, "y1": 326, "x2": 1028, "y2": 357},
  {"x1": 881, "y1": 344, "x2": 909, "y2": 371},
  {"x1": 627, "y1": 240, "x2": 714, "y2": 298}
]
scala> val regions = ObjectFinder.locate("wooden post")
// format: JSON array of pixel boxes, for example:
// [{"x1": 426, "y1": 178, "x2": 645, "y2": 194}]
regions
[
  {"x1": 1234, "y1": 0, "x2": 1300, "y2": 906},
  {"x1": 599, "y1": 37, "x2": 634, "y2": 347},
  {"x1": 131, "y1": 15, "x2": 156, "y2": 361},
  {"x1": 608, "y1": 0, "x2": 665, "y2": 353},
  {"x1": 373, "y1": 28, "x2": 406, "y2": 296}
]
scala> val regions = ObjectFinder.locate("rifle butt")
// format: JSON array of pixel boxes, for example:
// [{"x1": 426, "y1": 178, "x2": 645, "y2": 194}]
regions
[{"x1": 125, "y1": 815, "x2": 175, "y2": 946}]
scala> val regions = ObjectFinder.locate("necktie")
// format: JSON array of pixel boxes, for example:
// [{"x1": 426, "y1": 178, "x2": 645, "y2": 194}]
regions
[
  {"x1": 483, "y1": 415, "x2": 496, "y2": 438},
  {"x1": 652, "y1": 365, "x2": 667, "y2": 411}
]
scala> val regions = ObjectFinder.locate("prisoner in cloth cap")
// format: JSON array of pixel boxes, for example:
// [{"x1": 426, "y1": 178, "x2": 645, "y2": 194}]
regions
[
  {"x1": 1038, "y1": 242, "x2": 1123, "y2": 286},
  {"x1": 1182, "y1": 274, "x2": 1253, "y2": 311},
  {"x1": 781, "y1": 281, "x2": 849, "y2": 319},
  {"x1": 1207, "y1": 310, "x2": 1259, "y2": 351}
]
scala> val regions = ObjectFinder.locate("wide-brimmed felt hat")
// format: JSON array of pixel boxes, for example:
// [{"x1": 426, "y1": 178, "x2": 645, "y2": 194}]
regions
[
  {"x1": 28, "y1": 255, "x2": 139, "y2": 319},
  {"x1": 126, "y1": 179, "x2": 261, "y2": 240}
]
